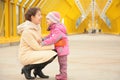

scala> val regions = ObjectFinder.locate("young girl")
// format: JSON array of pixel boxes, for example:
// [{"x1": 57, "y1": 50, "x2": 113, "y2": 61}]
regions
[{"x1": 41, "y1": 11, "x2": 69, "y2": 80}]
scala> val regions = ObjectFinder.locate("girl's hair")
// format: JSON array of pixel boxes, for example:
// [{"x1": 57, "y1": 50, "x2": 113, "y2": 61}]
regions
[{"x1": 25, "y1": 8, "x2": 40, "y2": 21}]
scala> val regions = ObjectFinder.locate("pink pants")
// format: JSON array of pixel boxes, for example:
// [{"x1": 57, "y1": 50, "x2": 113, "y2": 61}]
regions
[{"x1": 56, "y1": 55, "x2": 67, "y2": 80}]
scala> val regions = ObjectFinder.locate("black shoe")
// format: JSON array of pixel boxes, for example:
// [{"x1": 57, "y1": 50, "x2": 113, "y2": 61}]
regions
[
  {"x1": 33, "y1": 69, "x2": 49, "y2": 78},
  {"x1": 21, "y1": 65, "x2": 35, "y2": 79},
  {"x1": 33, "y1": 55, "x2": 57, "y2": 78}
]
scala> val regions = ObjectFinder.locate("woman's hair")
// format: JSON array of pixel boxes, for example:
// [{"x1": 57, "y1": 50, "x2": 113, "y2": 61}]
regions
[{"x1": 25, "y1": 7, "x2": 40, "y2": 21}]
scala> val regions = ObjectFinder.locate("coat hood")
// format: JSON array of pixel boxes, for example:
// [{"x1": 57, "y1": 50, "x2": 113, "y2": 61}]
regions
[{"x1": 17, "y1": 20, "x2": 40, "y2": 34}]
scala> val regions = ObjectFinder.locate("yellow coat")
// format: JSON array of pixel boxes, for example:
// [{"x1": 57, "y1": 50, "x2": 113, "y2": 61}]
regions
[{"x1": 17, "y1": 21, "x2": 56, "y2": 65}]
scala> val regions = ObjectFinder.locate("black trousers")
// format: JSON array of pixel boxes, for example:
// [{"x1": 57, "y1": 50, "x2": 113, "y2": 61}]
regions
[{"x1": 32, "y1": 54, "x2": 57, "y2": 69}]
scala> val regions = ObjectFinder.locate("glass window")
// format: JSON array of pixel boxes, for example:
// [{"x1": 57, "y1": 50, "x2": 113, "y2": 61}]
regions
[
  {"x1": 29, "y1": 0, "x2": 35, "y2": 7},
  {"x1": 16, "y1": 5, "x2": 20, "y2": 26},
  {"x1": 18, "y1": 0, "x2": 22, "y2": 3},
  {"x1": 105, "y1": 16, "x2": 111, "y2": 28},
  {"x1": 23, "y1": 0, "x2": 29, "y2": 7},
  {"x1": 0, "y1": 0, "x2": 5, "y2": 37},
  {"x1": 10, "y1": 3, "x2": 13, "y2": 36}
]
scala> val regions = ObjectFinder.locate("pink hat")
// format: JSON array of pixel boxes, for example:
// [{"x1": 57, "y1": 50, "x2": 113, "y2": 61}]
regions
[{"x1": 46, "y1": 11, "x2": 61, "y2": 23}]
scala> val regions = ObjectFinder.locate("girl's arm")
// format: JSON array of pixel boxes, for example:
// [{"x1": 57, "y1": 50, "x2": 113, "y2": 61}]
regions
[{"x1": 41, "y1": 29, "x2": 62, "y2": 46}]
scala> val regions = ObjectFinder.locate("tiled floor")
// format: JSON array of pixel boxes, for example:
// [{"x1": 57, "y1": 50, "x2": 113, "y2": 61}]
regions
[{"x1": 0, "y1": 34, "x2": 120, "y2": 80}]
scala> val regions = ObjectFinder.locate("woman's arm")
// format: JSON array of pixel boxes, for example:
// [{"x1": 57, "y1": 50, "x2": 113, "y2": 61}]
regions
[{"x1": 22, "y1": 30, "x2": 54, "y2": 50}]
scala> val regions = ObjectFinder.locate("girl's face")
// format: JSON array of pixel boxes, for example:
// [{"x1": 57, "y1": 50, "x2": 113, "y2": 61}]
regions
[
  {"x1": 46, "y1": 18, "x2": 53, "y2": 26},
  {"x1": 31, "y1": 10, "x2": 42, "y2": 25}
]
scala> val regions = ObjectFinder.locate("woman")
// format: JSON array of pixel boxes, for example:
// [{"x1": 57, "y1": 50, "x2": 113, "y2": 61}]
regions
[{"x1": 17, "y1": 8, "x2": 57, "y2": 79}]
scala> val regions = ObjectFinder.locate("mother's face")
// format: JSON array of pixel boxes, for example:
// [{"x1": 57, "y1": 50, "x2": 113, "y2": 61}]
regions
[{"x1": 31, "y1": 10, "x2": 42, "y2": 25}]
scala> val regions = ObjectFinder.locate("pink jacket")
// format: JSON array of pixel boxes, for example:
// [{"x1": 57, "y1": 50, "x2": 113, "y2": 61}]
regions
[{"x1": 42, "y1": 23, "x2": 69, "y2": 56}]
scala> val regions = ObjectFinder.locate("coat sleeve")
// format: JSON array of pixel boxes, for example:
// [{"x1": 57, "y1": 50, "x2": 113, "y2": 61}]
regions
[
  {"x1": 22, "y1": 30, "x2": 54, "y2": 50},
  {"x1": 43, "y1": 33, "x2": 51, "y2": 40},
  {"x1": 42, "y1": 29, "x2": 62, "y2": 46}
]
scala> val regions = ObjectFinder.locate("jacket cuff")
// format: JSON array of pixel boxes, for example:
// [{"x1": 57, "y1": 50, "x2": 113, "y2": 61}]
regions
[{"x1": 41, "y1": 42, "x2": 45, "y2": 46}]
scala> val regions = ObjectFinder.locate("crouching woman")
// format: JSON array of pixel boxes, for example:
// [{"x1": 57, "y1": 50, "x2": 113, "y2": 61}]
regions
[{"x1": 17, "y1": 8, "x2": 57, "y2": 79}]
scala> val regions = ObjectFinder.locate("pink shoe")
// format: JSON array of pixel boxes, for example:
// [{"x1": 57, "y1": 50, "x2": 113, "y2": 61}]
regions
[
  {"x1": 56, "y1": 74, "x2": 61, "y2": 80},
  {"x1": 55, "y1": 74, "x2": 67, "y2": 80}
]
